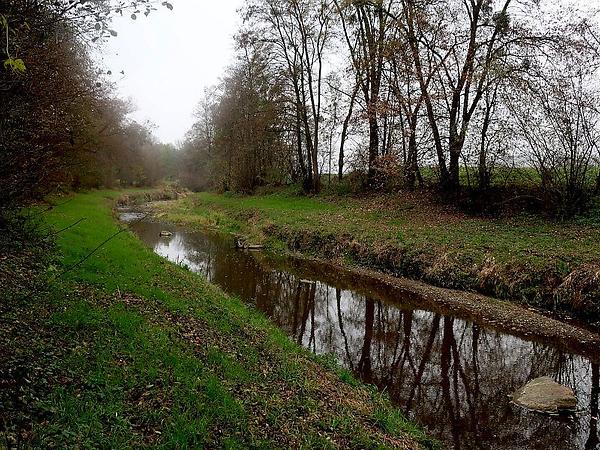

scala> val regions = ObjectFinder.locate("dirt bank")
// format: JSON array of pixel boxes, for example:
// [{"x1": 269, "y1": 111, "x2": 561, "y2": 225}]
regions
[
  {"x1": 285, "y1": 255, "x2": 600, "y2": 364},
  {"x1": 142, "y1": 195, "x2": 600, "y2": 363}
]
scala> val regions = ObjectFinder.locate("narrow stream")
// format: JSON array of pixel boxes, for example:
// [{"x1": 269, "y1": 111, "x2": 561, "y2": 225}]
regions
[{"x1": 125, "y1": 214, "x2": 599, "y2": 450}]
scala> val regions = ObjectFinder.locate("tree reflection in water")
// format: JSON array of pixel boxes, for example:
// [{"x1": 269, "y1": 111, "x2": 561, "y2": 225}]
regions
[{"x1": 134, "y1": 222, "x2": 599, "y2": 450}]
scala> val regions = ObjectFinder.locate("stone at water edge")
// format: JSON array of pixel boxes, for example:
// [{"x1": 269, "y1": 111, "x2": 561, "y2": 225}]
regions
[{"x1": 512, "y1": 376, "x2": 577, "y2": 413}]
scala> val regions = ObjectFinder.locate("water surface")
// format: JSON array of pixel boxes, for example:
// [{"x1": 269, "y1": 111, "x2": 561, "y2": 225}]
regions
[{"x1": 128, "y1": 218, "x2": 599, "y2": 450}]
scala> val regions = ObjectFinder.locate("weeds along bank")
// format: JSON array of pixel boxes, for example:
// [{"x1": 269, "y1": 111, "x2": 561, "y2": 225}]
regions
[
  {"x1": 152, "y1": 191, "x2": 600, "y2": 326},
  {"x1": 0, "y1": 191, "x2": 435, "y2": 449}
]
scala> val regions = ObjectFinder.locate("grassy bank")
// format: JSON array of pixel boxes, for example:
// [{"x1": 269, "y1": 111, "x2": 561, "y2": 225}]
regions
[
  {"x1": 0, "y1": 191, "x2": 435, "y2": 449},
  {"x1": 153, "y1": 190, "x2": 600, "y2": 324}
]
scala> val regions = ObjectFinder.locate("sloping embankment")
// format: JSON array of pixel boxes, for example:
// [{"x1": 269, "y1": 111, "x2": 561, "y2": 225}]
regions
[
  {"x1": 0, "y1": 190, "x2": 436, "y2": 449},
  {"x1": 150, "y1": 192, "x2": 600, "y2": 327}
]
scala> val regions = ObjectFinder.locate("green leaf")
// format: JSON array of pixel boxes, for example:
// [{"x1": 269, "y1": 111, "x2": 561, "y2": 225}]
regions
[{"x1": 3, "y1": 57, "x2": 26, "y2": 74}]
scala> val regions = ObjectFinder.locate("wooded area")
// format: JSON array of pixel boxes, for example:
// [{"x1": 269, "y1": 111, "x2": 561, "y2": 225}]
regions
[
  {"x1": 0, "y1": 0, "x2": 175, "y2": 212},
  {"x1": 178, "y1": 0, "x2": 600, "y2": 217},
  {"x1": 3, "y1": 1, "x2": 600, "y2": 219}
]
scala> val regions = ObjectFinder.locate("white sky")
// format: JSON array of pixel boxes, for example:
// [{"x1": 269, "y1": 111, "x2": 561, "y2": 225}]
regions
[{"x1": 96, "y1": 0, "x2": 244, "y2": 144}]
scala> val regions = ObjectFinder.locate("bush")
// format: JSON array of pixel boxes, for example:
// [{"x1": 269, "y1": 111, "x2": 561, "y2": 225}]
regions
[{"x1": 0, "y1": 210, "x2": 56, "y2": 302}]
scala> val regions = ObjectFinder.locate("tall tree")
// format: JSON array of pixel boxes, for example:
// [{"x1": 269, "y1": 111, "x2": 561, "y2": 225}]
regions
[{"x1": 334, "y1": 0, "x2": 395, "y2": 186}]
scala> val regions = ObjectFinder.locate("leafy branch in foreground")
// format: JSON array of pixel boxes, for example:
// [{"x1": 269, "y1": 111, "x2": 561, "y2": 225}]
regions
[{"x1": 1, "y1": 14, "x2": 25, "y2": 74}]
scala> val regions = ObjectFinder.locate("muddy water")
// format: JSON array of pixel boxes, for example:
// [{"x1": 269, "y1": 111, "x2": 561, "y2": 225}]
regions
[{"x1": 128, "y1": 218, "x2": 599, "y2": 450}]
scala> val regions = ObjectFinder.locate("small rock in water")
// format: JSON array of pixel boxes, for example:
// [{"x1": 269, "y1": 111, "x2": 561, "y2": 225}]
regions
[
  {"x1": 512, "y1": 376, "x2": 577, "y2": 413},
  {"x1": 159, "y1": 231, "x2": 173, "y2": 237}
]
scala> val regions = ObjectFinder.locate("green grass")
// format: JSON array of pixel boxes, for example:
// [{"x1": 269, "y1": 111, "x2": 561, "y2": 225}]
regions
[
  {"x1": 1, "y1": 190, "x2": 436, "y2": 449},
  {"x1": 154, "y1": 189, "x2": 600, "y2": 319},
  {"x1": 159, "y1": 191, "x2": 600, "y2": 268}
]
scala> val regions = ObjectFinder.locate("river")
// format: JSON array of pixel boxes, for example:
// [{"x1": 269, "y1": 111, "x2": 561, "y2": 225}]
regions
[{"x1": 124, "y1": 213, "x2": 599, "y2": 450}]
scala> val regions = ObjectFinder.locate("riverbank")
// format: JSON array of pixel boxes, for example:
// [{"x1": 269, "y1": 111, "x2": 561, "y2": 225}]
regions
[
  {"x1": 0, "y1": 191, "x2": 435, "y2": 449},
  {"x1": 126, "y1": 203, "x2": 600, "y2": 449},
  {"x1": 151, "y1": 190, "x2": 600, "y2": 325}
]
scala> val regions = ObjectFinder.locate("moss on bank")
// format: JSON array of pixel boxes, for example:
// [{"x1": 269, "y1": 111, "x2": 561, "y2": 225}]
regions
[
  {"x1": 0, "y1": 191, "x2": 435, "y2": 449},
  {"x1": 152, "y1": 191, "x2": 600, "y2": 324}
]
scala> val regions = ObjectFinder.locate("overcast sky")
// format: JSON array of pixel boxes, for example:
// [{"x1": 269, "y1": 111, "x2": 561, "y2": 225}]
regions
[{"x1": 96, "y1": 1, "x2": 244, "y2": 144}]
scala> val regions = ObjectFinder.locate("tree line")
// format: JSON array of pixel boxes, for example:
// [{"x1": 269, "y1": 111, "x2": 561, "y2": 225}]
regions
[
  {"x1": 1, "y1": 0, "x2": 176, "y2": 212},
  {"x1": 180, "y1": 0, "x2": 600, "y2": 217},
  {"x1": 3, "y1": 1, "x2": 600, "y2": 218}
]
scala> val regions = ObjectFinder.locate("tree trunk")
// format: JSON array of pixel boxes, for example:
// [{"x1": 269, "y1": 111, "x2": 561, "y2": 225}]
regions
[
  {"x1": 311, "y1": 146, "x2": 320, "y2": 193},
  {"x1": 478, "y1": 150, "x2": 489, "y2": 191},
  {"x1": 367, "y1": 115, "x2": 379, "y2": 185},
  {"x1": 478, "y1": 91, "x2": 495, "y2": 191},
  {"x1": 404, "y1": 113, "x2": 419, "y2": 189},
  {"x1": 339, "y1": 83, "x2": 359, "y2": 181},
  {"x1": 304, "y1": 129, "x2": 314, "y2": 193},
  {"x1": 447, "y1": 131, "x2": 463, "y2": 191},
  {"x1": 406, "y1": 132, "x2": 418, "y2": 189},
  {"x1": 338, "y1": 125, "x2": 347, "y2": 181},
  {"x1": 296, "y1": 108, "x2": 307, "y2": 179}
]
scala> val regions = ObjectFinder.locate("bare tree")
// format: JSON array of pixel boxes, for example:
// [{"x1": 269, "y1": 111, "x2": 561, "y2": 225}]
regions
[
  {"x1": 334, "y1": 0, "x2": 395, "y2": 186},
  {"x1": 511, "y1": 67, "x2": 600, "y2": 215},
  {"x1": 244, "y1": 0, "x2": 334, "y2": 192}
]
